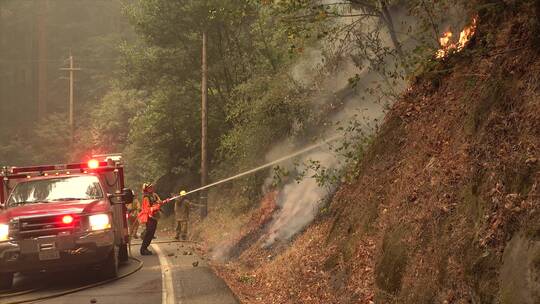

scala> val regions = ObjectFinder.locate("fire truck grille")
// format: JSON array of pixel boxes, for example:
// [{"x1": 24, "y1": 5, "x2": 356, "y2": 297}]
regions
[{"x1": 12, "y1": 215, "x2": 80, "y2": 238}]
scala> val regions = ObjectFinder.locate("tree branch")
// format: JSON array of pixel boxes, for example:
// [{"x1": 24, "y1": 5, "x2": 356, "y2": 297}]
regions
[
  {"x1": 348, "y1": 0, "x2": 378, "y2": 10},
  {"x1": 283, "y1": 12, "x2": 377, "y2": 22}
]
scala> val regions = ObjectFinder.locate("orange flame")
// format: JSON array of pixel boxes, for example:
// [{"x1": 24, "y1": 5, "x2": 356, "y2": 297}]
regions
[
  {"x1": 457, "y1": 17, "x2": 477, "y2": 50},
  {"x1": 436, "y1": 17, "x2": 477, "y2": 59},
  {"x1": 439, "y1": 31, "x2": 453, "y2": 47}
]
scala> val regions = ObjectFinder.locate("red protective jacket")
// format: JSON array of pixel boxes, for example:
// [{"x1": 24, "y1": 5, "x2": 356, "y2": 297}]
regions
[{"x1": 137, "y1": 193, "x2": 162, "y2": 224}]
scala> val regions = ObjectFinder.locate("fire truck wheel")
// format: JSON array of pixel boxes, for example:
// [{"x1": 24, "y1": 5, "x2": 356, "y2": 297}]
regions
[
  {"x1": 0, "y1": 272, "x2": 14, "y2": 290},
  {"x1": 119, "y1": 244, "x2": 129, "y2": 263},
  {"x1": 100, "y1": 245, "x2": 119, "y2": 280}
]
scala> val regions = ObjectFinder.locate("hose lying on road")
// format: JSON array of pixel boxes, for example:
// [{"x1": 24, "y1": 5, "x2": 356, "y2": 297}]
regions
[
  {"x1": 130, "y1": 239, "x2": 200, "y2": 246},
  {"x1": 2, "y1": 257, "x2": 143, "y2": 304},
  {"x1": 0, "y1": 288, "x2": 44, "y2": 299}
]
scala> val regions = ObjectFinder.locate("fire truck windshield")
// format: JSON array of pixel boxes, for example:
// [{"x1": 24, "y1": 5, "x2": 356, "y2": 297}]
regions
[{"x1": 7, "y1": 176, "x2": 103, "y2": 207}]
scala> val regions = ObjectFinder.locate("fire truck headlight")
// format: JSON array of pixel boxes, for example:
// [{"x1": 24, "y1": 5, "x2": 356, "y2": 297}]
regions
[
  {"x1": 0, "y1": 224, "x2": 9, "y2": 241},
  {"x1": 89, "y1": 214, "x2": 111, "y2": 231}
]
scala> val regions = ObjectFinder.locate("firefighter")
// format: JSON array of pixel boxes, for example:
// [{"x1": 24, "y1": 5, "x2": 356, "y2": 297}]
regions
[
  {"x1": 138, "y1": 183, "x2": 168, "y2": 255},
  {"x1": 128, "y1": 197, "x2": 141, "y2": 239},
  {"x1": 174, "y1": 190, "x2": 190, "y2": 240}
]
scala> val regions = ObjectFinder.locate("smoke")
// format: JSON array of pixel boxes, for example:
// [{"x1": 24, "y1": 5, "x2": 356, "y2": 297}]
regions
[
  {"x1": 262, "y1": 63, "x2": 389, "y2": 246},
  {"x1": 262, "y1": 92, "x2": 385, "y2": 247},
  {"x1": 261, "y1": 3, "x2": 412, "y2": 246},
  {"x1": 264, "y1": 148, "x2": 338, "y2": 245},
  {"x1": 290, "y1": 48, "x2": 324, "y2": 86}
]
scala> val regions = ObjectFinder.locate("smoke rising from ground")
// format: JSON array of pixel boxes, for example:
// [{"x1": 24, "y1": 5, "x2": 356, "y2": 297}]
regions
[
  {"x1": 261, "y1": 3, "x2": 411, "y2": 246},
  {"x1": 264, "y1": 149, "x2": 338, "y2": 245},
  {"x1": 262, "y1": 85, "x2": 386, "y2": 247}
]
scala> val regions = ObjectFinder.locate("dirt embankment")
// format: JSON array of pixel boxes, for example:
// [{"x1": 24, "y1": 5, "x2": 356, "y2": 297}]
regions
[{"x1": 206, "y1": 2, "x2": 540, "y2": 303}]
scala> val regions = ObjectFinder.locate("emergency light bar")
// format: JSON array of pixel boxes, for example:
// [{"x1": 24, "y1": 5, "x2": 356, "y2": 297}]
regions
[
  {"x1": 88, "y1": 159, "x2": 100, "y2": 169},
  {"x1": 9, "y1": 160, "x2": 109, "y2": 175}
]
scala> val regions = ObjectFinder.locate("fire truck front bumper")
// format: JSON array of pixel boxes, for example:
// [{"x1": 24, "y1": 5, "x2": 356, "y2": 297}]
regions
[{"x1": 0, "y1": 230, "x2": 115, "y2": 273}]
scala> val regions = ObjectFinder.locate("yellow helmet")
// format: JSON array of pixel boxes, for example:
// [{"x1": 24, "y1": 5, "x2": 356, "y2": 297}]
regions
[
  {"x1": 179, "y1": 190, "x2": 187, "y2": 196},
  {"x1": 142, "y1": 183, "x2": 154, "y2": 192}
]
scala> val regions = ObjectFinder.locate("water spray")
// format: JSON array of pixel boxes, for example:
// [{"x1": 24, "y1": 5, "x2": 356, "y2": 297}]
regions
[{"x1": 166, "y1": 135, "x2": 342, "y2": 202}]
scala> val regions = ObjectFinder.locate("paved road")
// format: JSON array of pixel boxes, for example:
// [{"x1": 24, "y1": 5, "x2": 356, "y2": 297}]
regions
[
  {"x1": 4, "y1": 240, "x2": 238, "y2": 304},
  {"x1": 151, "y1": 241, "x2": 239, "y2": 304}
]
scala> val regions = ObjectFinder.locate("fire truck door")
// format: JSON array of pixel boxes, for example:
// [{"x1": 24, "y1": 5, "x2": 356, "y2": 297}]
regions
[{"x1": 101, "y1": 171, "x2": 126, "y2": 245}]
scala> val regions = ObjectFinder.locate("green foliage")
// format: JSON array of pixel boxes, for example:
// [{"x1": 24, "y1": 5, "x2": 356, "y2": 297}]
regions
[
  {"x1": 117, "y1": 0, "x2": 316, "y2": 191},
  {"x1": 0, "y1": 114, "x2": 72, "y2": 166},
  {"x1": 0, "y1": 0, "x2": 134, "y2": 165},
  {"x1": 0, "y1": 0, "x2": 134, "y2": 115},
  {"x1": 219, "y1": 72, "x2": 310, "y2": 168},
  {"x1": 0, "y1": 0, "x2": 484, "y2": 201}
]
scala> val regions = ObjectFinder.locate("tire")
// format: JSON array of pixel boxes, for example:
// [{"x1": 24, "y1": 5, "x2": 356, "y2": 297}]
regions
[
  {"x1": 100, "y1": 245, "x2": 119, "y2": 280},
  {"x1": 0, "y1": 272, "x2": 14, "y2": 290},
  {"x1": 119, "y1": 243, "x2": 129, "y2": 263}
]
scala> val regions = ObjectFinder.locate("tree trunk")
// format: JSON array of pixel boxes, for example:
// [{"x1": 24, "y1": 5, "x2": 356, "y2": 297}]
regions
[
  {"x1": 35, "y1": 0, "x2": 48, "y2": 121},
  {"x1": 200, "y1": 31, "x2": 208, "y2": 219},
  {"x1": 536, "y1": 0, "x2": 540, "y2": 30},
  {"x1": 379, "y1": 1, "x2": 409, "y2": 72},
  {"x1": 534, "y1": 0, "x2": 540, "y2": 49}
]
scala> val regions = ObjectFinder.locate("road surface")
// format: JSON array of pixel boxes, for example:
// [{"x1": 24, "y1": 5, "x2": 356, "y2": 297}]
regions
[{"x1": 4, "y1": 240, "x2": 239, "y2": 304}]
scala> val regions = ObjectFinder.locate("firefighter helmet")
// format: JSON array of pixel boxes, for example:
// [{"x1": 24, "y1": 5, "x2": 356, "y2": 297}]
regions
[
  {"x1": 142, "y1": 183, "x2": 154, "y2": 193},
  {"x1": 179, "y1": 190, "x2": 187, "y2": 196}
]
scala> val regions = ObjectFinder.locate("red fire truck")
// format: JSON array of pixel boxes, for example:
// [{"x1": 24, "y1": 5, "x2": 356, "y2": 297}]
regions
[{"x1": 0, "y1": 156, "x2": 134, "y2": 290}]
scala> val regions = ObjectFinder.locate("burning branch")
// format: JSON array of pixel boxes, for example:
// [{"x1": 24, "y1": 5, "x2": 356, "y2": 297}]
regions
[{"x1": 436, "y1": 17, "x2": 478, "y2": 59}]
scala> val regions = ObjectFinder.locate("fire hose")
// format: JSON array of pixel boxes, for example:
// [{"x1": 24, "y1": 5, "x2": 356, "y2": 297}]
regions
[
  {"x1": 0, "y1": 257, "x2": 143, "y2": 304},
  {"x1": 162, "y1": 135, "x2": 342, "y2": 203}
]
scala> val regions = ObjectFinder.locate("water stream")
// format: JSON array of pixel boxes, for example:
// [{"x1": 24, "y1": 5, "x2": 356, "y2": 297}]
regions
[{"x1": 169, "y1": 135, "x2": 342, "y2": 200}]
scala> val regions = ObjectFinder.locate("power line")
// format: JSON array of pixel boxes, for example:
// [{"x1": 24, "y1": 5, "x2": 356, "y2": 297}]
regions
[
  {"x1": 0, "y1": 54, "x2": 189, "y2": 64},
  {"x1": 0, "y1": 58, "x2": 123, "y2": 64}
]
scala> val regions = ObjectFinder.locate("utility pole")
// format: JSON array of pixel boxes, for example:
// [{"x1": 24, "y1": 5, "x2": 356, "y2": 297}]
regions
[
  {"x1": 200, "y1": 31, "x2": 208, "y2": 218},
  {"x1": 60, "y1": 53, "x2": 81, "y2": 141}
]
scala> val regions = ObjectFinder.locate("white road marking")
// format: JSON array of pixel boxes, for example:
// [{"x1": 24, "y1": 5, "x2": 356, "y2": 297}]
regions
[{"x1": 152, "y1": 243, "x2": 177, "y2": 304}]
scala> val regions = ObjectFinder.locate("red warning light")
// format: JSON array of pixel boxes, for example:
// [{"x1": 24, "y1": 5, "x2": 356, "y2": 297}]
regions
[
  {"x1": 62, "y1": 215, "x2": 74, "y2": 225},
  {"x1": 88, "y1": 159, "x2": 100, "y2": 169}
]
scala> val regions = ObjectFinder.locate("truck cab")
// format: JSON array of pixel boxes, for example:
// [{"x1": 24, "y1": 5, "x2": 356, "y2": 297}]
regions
[{"x1": 0, "y1": 157, "x2": 133, "y2": 290}]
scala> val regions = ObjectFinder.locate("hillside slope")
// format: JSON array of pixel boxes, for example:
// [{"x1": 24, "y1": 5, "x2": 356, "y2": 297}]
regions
[{"x1": 208, "y1": 2, "x2": 540, "y2": 303}]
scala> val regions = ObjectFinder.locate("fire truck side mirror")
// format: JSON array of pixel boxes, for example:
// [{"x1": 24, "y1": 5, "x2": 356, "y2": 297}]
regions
[{"x1": 122, "y1": 188, "x2": 135, "y2": 205}]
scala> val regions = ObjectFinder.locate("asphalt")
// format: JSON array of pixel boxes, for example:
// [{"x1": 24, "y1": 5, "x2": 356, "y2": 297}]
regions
[
  {"x1": 3, "y1": 241, "x2": 239, "y2": 304},
  {"x1": 152, "y1": 241, "x2": 238, "y2": 304}
]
